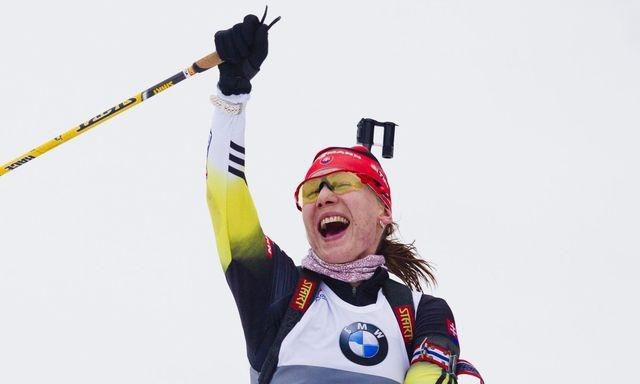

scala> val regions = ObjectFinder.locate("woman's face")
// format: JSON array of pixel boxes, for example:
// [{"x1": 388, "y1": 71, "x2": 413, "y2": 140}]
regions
[{"x1": 302, "y1": 184, "x2": 392, "y2": 264}]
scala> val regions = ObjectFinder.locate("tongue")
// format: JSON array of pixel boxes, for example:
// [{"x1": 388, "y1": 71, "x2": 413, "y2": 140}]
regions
[{"x1": 324, "y1": 222, "x2": 348, "y2": 237}]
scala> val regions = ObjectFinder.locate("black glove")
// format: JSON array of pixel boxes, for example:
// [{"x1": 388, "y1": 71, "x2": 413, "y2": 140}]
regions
[
  {"x1": 215, "y1": 15, "x2": 261, "y2": 64},
  {"x1": 215, "y1": 13, "x2": 272, "y2": 95}
]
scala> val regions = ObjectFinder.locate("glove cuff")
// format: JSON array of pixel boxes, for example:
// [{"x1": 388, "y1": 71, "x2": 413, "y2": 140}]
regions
[{"x1": 218, "y1": 70, "x2": 252, "y2": 96}]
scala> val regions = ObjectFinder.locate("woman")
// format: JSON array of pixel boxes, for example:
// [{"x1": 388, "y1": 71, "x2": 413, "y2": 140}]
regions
[{"x1": 205, "y1": 13, "x2": 481, "y2": 384}]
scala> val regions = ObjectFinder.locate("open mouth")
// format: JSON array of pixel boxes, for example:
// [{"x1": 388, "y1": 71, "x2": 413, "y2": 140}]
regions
[{"x1": 318, "y1": 215, "x2": 350, "y2": 239}]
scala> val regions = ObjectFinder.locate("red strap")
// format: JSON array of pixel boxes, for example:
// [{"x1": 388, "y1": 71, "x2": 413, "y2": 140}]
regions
[
  {"x1": 382, "y1": 279, "x2": 416, "y2": 360},
  {"x1": 289, "y1": 275, "x2": 319, "y2": 313},
  {"x1": 391, "y1": 304, "x2": 415, "y2": 348}
]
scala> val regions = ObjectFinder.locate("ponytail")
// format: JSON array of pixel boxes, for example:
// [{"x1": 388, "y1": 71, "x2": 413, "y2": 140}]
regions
[{"x1": 378, "y1": 223, "x2": 436, "y2": 292}]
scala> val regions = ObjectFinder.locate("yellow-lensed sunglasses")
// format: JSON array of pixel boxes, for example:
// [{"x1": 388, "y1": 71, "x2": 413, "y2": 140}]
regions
[{"x1": 296, "y1": 171, "x2": 365, "y2": 208}]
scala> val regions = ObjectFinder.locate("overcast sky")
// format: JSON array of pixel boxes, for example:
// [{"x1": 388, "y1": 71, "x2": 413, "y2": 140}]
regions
[{"x1": 1, "y1": 1, "x2": 639, "y2": 383}]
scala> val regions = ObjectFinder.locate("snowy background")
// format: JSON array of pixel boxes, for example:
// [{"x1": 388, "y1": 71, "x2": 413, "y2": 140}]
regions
[{"x1": 1, "y1": 1, "x2": 639, "y2": 383}]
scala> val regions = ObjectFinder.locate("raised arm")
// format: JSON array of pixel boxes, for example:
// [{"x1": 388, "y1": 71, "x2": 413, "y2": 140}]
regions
[
  {"x1": 204, "y1": 13, "x2": 298, "y2": 372},
  {"x1": 206, "y1": 91, "x2": 265, "y2": 272},
  {"x1": 206, "y1": 12, "x2": 271, "y2": 274}
]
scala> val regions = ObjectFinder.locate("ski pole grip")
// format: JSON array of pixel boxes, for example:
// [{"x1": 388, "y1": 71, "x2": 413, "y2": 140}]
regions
[{"x1": 189, "y1": 52, "x2": 223, "y2": 75}]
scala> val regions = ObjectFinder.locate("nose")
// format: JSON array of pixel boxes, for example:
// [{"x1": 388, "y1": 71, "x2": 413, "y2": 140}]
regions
[{"x1": 315, "y1": 184, "x2": 337, "y2": 208}]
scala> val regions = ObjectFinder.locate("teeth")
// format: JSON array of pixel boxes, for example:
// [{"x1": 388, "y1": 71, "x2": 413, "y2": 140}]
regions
[{"x1": 320, "y1": 216, "x2": 350, "y2": 230}]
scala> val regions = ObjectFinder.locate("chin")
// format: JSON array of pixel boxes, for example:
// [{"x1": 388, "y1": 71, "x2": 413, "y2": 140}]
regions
[{"x1": 316, "y1": 246, "x2": 360, "y2": 264}]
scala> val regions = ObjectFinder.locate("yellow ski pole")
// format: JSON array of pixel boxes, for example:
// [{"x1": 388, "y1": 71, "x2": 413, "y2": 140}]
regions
[{"x1": 0, "y1": 52, "x2": 222, "y2": 177}]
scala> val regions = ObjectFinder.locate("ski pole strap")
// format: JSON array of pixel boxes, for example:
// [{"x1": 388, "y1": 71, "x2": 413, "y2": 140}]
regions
[
  {"x1": 382, "y1": 278, "x2": 416, "y2": 360},
  {"x1": 455, "y1": 359, "x2": 485, "y2": 384},
  {"x1": 258, "y1": 272, "x2": 319, "y2": 384}
]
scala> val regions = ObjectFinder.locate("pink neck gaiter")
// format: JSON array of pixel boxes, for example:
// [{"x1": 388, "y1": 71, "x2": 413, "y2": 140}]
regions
[{"x1": 301, "y1": 249, "x2": 386, "y2": 283}]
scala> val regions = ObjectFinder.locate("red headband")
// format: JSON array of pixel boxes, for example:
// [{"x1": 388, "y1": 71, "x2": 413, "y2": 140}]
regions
[{"x1": 294, "y1": 146, "x2": 392, "y2": 211}]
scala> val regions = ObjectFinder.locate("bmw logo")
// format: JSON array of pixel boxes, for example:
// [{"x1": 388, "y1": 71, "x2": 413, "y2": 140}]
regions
[{"x1": 339, "y1": 322, "x2": 388, "y2": 366}]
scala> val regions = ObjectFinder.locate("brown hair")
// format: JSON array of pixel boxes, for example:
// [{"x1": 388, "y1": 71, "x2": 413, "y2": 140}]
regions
[{"x1": 377, "y1": 223, "x2": 436, "y2": 292}]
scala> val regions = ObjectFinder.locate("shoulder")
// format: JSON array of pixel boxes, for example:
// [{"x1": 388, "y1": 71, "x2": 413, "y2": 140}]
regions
[{"x1": 417, "y1": 294, "x2": 454, "y2": 317}]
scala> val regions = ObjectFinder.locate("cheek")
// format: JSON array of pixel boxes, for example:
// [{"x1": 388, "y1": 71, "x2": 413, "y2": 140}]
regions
[
  {"x1": 301, "y1": 208, "x2": 316, "y2": 236},
  {"x1": 351, "y1": 208, "x2": 379, "y2": 238},
  {"x1": 346, "y1": 195, "x2": 383, "y2": 242}
]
